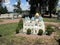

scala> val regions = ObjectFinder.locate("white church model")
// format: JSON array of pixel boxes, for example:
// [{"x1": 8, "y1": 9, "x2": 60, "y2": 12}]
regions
[{"x1": 23, "y1": 13, "x2": 45, "y2": 34}]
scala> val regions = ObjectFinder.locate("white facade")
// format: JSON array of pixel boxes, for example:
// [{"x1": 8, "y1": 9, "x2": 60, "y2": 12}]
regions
[
  {"x1": 0, "y1": 13, "x2": 20, "y2": 19},
  {"x1": 23, "y1": 15, "x2": 45, "y2": 34}
]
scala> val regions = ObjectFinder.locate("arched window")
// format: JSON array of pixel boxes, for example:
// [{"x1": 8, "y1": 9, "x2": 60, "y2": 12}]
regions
[
  {"x1": 35, "y1": 30, "x2": 37, "y2": 33},
  {"x1": 35, "y1": 23, "x2": 37, "y2": 26}
]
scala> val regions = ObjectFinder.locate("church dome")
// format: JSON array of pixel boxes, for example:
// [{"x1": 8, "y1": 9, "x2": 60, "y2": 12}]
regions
[
  {"x1": 35, "y1": 13, "x2": 39, "y2": 17},
  {"x1": 25, "y1": 17, "x2": 30, "y2": 20},
  {"x1": 39, "y1": 16, "x2": 43, "y2": 21},
  {"x1": 31, "y1": 17, "x2": 35, "y2": 21}
]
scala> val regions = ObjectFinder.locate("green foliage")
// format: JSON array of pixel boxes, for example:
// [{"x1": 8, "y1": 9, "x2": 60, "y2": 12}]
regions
[
  {"x1": 27, "y1": 29, "x2": 31, "y2": 35},
  {"x1": 0, "y1": 6, "x2": 8, "y2": 14},
  {"x1": 0, "y1": 5, "x2": 4, "y2": 14},
  {"x1": 27, "y1": 0, "x2": 58, "y2": 18},
  {"x1": 38, "y1": 29, "x2": 43, "y2": 35},
  {"x1": 14, "y1": 8, "x2": 22, "y2": 13},
  {"x1": 48, "y1": 0, "x2": 58, "y2": 18},
  {"x1": 16, "y1": 28, "x2": 20, "y2": 34},
  {"x1": 18, "y1": 19, "x2": 23, "y2": 29},
  {"x1": 0, "y1": 23, "x2": 18, "y2": 36},
  {"x1": 0, "y1": 35, "x2": 2, "y2": 37},
  {"x1": 3, "y1": 6, "x2": 8, "y2": 13},
  {"x1": 46, "y1": 25, "x2": 54, "y2": 35},
  {"x1": 13, "y1": 0, "x2": 22, "y2": 13},
  {"x1": 16, "y1": 19, "x2": 23, "y2": 33}
]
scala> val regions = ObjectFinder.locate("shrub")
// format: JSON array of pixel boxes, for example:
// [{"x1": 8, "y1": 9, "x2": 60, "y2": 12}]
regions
[
  {"x1": 16, "y1": 19, "x2": 23, "y2": 34},
  {"x1": 46, "y1": 25, "x2": 54, "y2": 35},
  {"x1": 18, "y1": 19, "x2": 23, "y2": 29},
  {"x1": 38, "y1": 29, "x2": 43, "y2": 35},
  {"x1": 0, "y1": 35, "x2": 2, "y2": 37},
  {"x1": 27, "y1": 29, "x2": 31, "y2": 35},
  {"x1": 16, "y1": 28, "x2": 20, "y2": 34}
]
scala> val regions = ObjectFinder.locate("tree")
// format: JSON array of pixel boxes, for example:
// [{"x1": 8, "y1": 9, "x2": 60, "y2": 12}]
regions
[
  {"x1": 0, "y1": 5, "x2": 8, "y2": 14},
  {"x1": 48, "y1": 0, "x2": 58, "y2": 18},
  {"x1": 14, "y1": 8, "x2": 22, "y2": 13},
  {"x1": 27, "y1": 0, "x2": 58, "y2": 18},
  {"x1": 3, "y1": 6, "x2": 8, "y2": 13},
  {"x1": 13, "y1": 0, "x2": 22, "y2": 13},
  {"x1": 0, "y1": 5, "x2": 4, "y2": 14},
  {"x1": 26, "y1": 0, "x2": 37, "y2": 18},
  {"x1": 27, "y1": 0, "x2": 48, "y2": 17},
  {"x1": 0, "y1": 0, "x2": 2, "y2": 6}
]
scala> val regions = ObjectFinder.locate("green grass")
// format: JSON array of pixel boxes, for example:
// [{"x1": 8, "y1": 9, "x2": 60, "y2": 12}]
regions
[
  {"x1": 0, "y1": 23, "x2": 18, "y2": 36},
  {"x1": 44, "y1": 18, "x2": 60, "y2": 23}
]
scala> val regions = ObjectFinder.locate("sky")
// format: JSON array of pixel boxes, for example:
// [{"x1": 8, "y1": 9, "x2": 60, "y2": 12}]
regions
[
  {"x1": 3, "y1": 0, "x2": 30, "y2": 12},
  {"x1": 3, "y1": 0, "x2": 60, "y2": 12}
]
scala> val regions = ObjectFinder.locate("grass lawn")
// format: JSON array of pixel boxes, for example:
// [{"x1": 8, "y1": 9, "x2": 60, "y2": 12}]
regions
[
  {"x1": 44, "y1": 18, "x2": 60, "y2": 23},
  {"x1": 0, "y1": 23, "x2": 18, "y2": 36}
]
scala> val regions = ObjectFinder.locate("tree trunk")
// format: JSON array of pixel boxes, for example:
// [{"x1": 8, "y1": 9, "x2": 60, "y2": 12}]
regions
[
  {"x1": 49, "y1": 10, "x2": 52, "y2": 18},
  {"x1": 39, "y1": 4, "x2": 41, "y2": 14}
]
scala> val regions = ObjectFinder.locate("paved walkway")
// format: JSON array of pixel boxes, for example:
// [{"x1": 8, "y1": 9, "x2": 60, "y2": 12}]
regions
[
  {"x1": 45, "y1": 22, "x2": 60, "y2": 27},
  {"x1": 0, "y1": 19, "x2": 60, "y2": 27},
  {"x1": 0, "y1": 19, "x2": 20, "y2": 24}
]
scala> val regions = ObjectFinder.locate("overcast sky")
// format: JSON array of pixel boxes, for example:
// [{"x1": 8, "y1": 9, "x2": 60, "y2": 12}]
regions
[{"x1": 3, "y1": 0, "x2": 60, "y2": 12}]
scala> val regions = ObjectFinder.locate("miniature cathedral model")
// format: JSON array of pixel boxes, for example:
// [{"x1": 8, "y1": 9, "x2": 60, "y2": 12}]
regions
[{"x1": 23, "y1": 13, "x2": 45, "y2": 34}]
